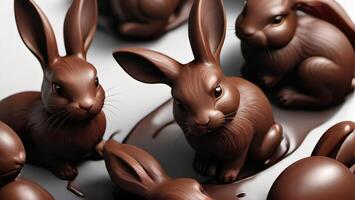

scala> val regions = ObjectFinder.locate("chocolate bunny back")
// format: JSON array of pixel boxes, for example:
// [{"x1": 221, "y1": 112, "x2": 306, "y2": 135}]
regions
[
  {"x1": 114, "y1": 0, "x2": 288, "y2": 183},
  {"x1": 104, "y1": 140, "x2": 213, "y2": 200},
  {"x1": 0, "y1": 121, "x2": 54, "y2": 200},
  {"x1": 236, "y1": 0, "x2": 355, "y2": 109},
  {"x1": 0, "y1": 0, "x2": 106, "y2": 181},
  {"x1": 98, "y1": 0, "x2": 194, "y2": 40}
]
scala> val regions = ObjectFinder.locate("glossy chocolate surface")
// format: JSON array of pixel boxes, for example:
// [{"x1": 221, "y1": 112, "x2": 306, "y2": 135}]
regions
[
  {"x1": 313, "y1": 121, "x2": 355, "y2": 170},
  {"x1": 267, "y1": 156, "x2": 355, "y2": 200},
  {"x1": 104, "y1": 140, "x2": 213, "y2": 200},
  {"x1": 98, "y1": 0, "x2": 194, "y2": 40},
  {"x1": 0, "y1": 121, "x2": 54, "y2": 200},
  {"x1": 235, "y1": 0, "x2": 355, "y2": 110},
  {"x1": 114, "y1": 0, "x2": 288, "y2": 183},
  {"x1": 0, "y1": 0, "x2": 106, "y2": 187}
]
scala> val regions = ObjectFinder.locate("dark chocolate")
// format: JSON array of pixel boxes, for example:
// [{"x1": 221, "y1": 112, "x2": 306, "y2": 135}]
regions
[
  {"x1": 104, "y1": 139, "x2": 214, "y2": 200},
  {"x1": 98, "y1": 0, "x2": 194, "y2": 40},
  {"x1": 267, "y1": 156, "x2": 355, "y2": 200},
  {"x1": 0, "y1": 121, "x2": 54, "y2": 200},
  {"x1": 113, "y1": 0, "x2": 289, "y2": 183},
  {"x1": 235, "y1": 0, "x2": 355, "y2": 109},
  {"x1": 0, "y1": 0, "x2": 106, "y2": 189}
]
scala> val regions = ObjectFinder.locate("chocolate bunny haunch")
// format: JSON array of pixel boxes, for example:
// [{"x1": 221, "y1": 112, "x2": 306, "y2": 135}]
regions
[
  {"x1": 0, "y1": 0, "x2": 106, "y2": 180},
  {"x1": 104, "y1": 140, "x2": 213, "y2": 200},
  {"x1": 236, "y1": 0, "x2": 355, "y2": 109},
  {"x1": 0, "y1": 121, "x2": 54, "y2": 200},
  {"x1": 98, "y1": 0, "x2": 194, "y2": 40},
  {"x1": 114, "y1": 0, "x2": 288, "y2": 182}
]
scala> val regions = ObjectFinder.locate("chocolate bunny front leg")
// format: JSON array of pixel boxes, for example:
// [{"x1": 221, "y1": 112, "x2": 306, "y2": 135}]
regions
[{"x1": 218, "y1": 150, "x2": 249, "y2": 183}]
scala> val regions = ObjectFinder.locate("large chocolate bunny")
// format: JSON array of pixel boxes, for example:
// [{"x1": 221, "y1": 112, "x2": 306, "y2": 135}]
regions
[
  {"x1": 0, "y1": 121, "x2": 54, "y2": 200},
  {"x1": 268, "y1": 121, "x2": 355, "y2": 200},
  {"x1": 98, "y1": 0, "x2": 194, "y2": 40},
  {"x1": 104, "y1": 139, "x2": 213, "y2": 200},
  {"x1": 113, "y1": 0, "x2": 288, "y2": 182},
  {"x1": 0, "y1": 0, "x2": 106, "y2": 181},
  {"x1": 236, "y1": 0, "x2": 355, "y2": 109}
]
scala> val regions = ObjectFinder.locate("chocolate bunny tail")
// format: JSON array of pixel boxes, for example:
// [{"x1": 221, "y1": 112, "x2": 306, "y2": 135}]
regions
[{"x1": 312, "y1": 121, "x2": 355, "y2": 168}]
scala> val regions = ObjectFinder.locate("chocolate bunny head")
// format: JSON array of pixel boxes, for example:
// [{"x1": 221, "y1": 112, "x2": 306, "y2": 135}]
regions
[
  {"x1": 0, "y1": 121, "x2": 25, "y2": 185},
  {"x1": 114, "y1": 0, "x2": 240, "y2": 136},
  {"x1": 267, "y1": 156, "x2": 355, "y2": 200},
  {"x1": 236, "y1": 0, "x2": 355, "y2": 48},
  {"x1": 104, "y1": 140, "x2": 213, "y2": 200},
  {"x1": 15, "y1": 0, "x2": 105, "y2": 121}
]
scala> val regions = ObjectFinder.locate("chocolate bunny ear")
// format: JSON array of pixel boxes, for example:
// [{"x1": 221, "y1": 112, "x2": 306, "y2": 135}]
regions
[
  {"x1": 312, "y1": 121, "x2": 355, "y2": 168},
  {"x1": 113, "y1": 48, "x2": 183, "y2": 86},
  {"x1": 64, "y1": 0, "x2": 98, "y2": 59},
  {"x1": 188, "y1": 0, "x2": 226, "y2": 64},
  {"x1": 295, "y1": 0, "x2": 355, "y2": 48},
  {"x1": 14, "y1": 0, "x2": 59, "y2": 68},
  {"x1": 104, "y1": 140, "x2": 169, "y2": 199}
]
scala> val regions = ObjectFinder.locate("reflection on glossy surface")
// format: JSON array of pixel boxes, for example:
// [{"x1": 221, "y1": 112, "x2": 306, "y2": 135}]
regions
[{"x1": 267, "y1": 157, "x2": 355, "y2": 200}]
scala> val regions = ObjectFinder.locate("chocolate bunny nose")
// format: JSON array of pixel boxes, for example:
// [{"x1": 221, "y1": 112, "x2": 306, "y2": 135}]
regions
[
  {"x1": 241, "y1": 25, "x2": 256, "y2": 36},
  {"x1": 79, "y1": 104, "x2": 93, "y2": 112},
  {"x1": 194, "y1": 118, "x2": 210, "y2": 128},
  {"x1": 79, "y1": 98, "x2": 94, "y2": 112}
]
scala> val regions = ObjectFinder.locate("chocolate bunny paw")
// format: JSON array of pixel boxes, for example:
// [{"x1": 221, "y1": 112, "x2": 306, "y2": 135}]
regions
[
  {"x1": 193, "y1": 156, "x2": 217, "y2": 177},
  {"x1": 51, "y1": 163, "x2": 78, "y2": 181}
]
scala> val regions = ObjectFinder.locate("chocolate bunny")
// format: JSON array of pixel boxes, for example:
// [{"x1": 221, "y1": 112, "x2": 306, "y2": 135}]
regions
[
  {"x1": 236, "y1": 0, "x2": 355, "y2": 109},
  {"x1": 267, "y1": 156, "x2": 355, "y2": 200},
  {"x1": 104, "y1": 139, "x2": 213, "y2": 200},
  {"x1": 0, "y1": 0, "x2": 106, "y2": 181},
  {"x1": 113, "y1": 0, "x2": 288, "y2": 182},
  {"x1": 268, "y1": 122, "x2": 355, "y2": 200},
  {"x1": 0, "y1": 121, "x2": 54, "y2": 200},
  {"x1": 312, "y1": 121, "x2": 355, "y2": 172},
  {"x1": 98, "y1": 0, "x2": 194, "y2": 40}
]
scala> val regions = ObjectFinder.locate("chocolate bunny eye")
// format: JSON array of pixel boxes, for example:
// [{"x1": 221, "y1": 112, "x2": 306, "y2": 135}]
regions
[
  {"x1": 214, "y1": 85, "x2": 223, "y2": 98},
  {"x1": 53, "y1": 83, "x2": 63, "y2": 95},
  {"x1": 271, "y1": 15, "x2": 285, "y2": 25},
  {"x1": 94, "y1": 77, "x2": 99, "y2": 88}
]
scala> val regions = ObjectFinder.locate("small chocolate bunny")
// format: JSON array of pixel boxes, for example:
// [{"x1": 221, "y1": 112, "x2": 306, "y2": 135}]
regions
[
  {"x1": 98, "y1": 0, "x2": 194, "y2": 40},
  {"x1": 267, "y1": 156, "x2": 355, "y2": 200},
  {"x1": 113, "y1": 0, "x2": 287, "y2": 182},
  {"x1": 236, "y1": 0, "x2": 355, "y2": 109},
  {"x1": 104, "y1": 139, "x2": 213, "y2": 200},
  {"x1": 0, "y1": 0, "x2": 106, "y2": 181},
  {"x1": 0, "y1": 121, "x2": 54, "y2": 200},
  {"x1": 312, "y1": 121, "x2": 354, "y2": 171}
]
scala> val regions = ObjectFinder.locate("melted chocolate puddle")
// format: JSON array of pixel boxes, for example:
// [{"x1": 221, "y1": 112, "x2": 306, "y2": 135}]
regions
[{"x1": 124, "y1": 98, "x2": 340, "y2": 199}]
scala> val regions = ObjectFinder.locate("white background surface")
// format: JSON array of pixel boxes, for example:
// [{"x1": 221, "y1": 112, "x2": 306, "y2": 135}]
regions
[{"x1": 0, "y1": 0, "x2": 354, "y2": 199}]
